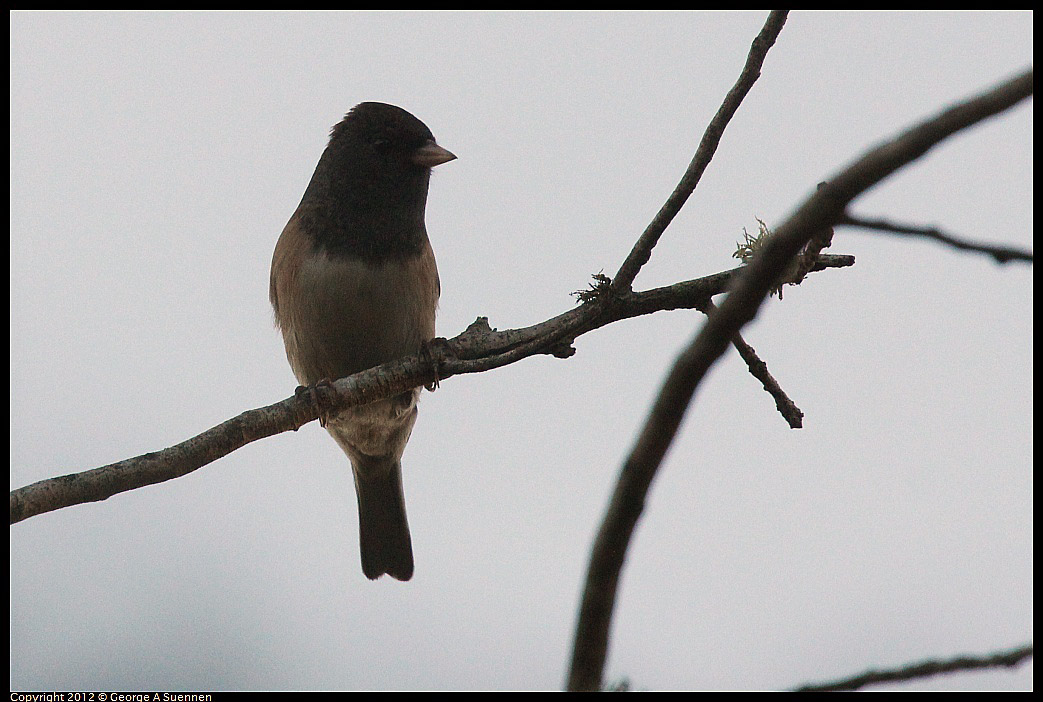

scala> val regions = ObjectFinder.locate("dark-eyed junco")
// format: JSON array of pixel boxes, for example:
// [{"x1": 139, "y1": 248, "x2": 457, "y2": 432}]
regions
[{"x1": 270, "y1": 102, "x2": 455, "y2": 581}]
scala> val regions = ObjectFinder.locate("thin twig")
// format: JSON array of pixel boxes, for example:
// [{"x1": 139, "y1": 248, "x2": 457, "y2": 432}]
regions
[
  {"x1": 608, "y1": 10, "x2": 790, "y2": 296},
  {"x1": 792, "y1": 643, "x2": 1033, "y2": 691},
  {"x1": 698, "y1": 298, "x2": 803, "y2": 429},
  {"x1": 840, "y1": 213, "x2": 1033, "y2": 264}
]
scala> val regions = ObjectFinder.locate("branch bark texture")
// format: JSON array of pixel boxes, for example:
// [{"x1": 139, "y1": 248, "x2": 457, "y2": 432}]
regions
[{"x1": 8, "y1": 256, "x2": 853, "y2": 526}]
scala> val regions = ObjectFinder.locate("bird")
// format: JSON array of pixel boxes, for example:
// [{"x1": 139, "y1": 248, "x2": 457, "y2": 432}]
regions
[{"x1": 270, "y1": 102, "x2": 456, "y2": 581}]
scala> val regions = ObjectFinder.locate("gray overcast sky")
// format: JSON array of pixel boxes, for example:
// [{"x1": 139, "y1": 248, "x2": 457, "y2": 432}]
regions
[{"x1": 10, "y1": 11, "x2": 1032, "y2": 691}]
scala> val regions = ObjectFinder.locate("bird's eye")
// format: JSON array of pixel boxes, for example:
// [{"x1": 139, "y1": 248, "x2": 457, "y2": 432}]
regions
[{"x1": 371, "y1": 137, "x2": 391, "y2": 151}]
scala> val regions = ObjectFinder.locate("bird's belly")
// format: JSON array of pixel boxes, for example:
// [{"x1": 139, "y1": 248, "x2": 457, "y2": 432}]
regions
[{"x1": 285, "y1": 248, "x2": 439, "y2": 385}]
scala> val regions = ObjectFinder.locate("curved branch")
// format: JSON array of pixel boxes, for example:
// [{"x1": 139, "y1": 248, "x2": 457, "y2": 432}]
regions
[{"x1": 566, "y1": 67, "x2": 1033, "y2": 692}]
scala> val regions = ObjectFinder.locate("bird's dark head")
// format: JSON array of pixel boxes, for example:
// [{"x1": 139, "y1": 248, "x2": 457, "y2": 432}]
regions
[
  {"x1": 302, "y1": 102, "x2": 456, "y2": 260},
  {"x1": 327, "y1": 102, "x2": 456, "y2": 186}
]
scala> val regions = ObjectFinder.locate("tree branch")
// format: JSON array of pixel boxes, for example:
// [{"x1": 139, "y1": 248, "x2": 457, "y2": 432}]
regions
[
  {"x1": 698, "y1": 298, "x2": 804, "y2": 429},
  {"x1": 792, "y1": 643, "x2": 1033, "y2": 691},
  {"x1": 840, "y1": 213, "x2": 1033, "y2": 264},
  {"x1": 10, "y1": 10, "x2": 800, "y2": 532},
  {"x1": 7, "y1": 256, "x2": 853, "y2": 526},
  {"x1": 608, "y1": 10, "x2": 790, "y2": 296},
  {"x1": 566, "y1": 67, "x2": 1033, "y2": 692},
  {"x1": 563, "y1": 11, "x2": 793, "y2": 690}
]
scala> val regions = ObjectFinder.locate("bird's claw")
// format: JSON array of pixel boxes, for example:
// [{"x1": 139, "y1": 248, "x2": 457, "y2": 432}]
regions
[
  {"x1": 296, "y1": 379, "x2": 336, "y2": 427},
  {"x1": 420, "y1": 337, "x2": 454, "y2": 392}
]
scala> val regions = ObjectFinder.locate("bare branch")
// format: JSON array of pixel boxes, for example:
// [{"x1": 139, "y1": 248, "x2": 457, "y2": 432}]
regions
[
  {"x1": 840, "y1": 213, "x2": 1033, "y2": 264},
  {"x1": 608, "y1": 10, "x2": 789, "y2": 296},
  {"x1": 566, "y1": 68, "x2": 1032, "y2": 693},
  {"x1": 7, "y1": 256, "x2": 853, "y2": 526},
  {"x1": 698, "y1": 299, "x2": 804, "y2": 429},
  {"x1": 792, "y1": 643, "x2": 1034, "y2": 691}
]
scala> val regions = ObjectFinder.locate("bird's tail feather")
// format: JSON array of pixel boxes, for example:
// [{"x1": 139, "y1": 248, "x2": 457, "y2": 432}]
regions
[{"x1": 352, "y1": 456, "x2": 414, "y2": 581}]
